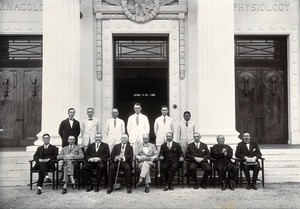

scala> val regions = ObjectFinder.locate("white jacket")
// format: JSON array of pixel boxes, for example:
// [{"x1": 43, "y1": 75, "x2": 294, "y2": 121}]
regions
[
  {"x1": 154, "y1": 115, "x2": 174, "y2": 146},
  {"x1": 127, "y1": 113, "x2": 150, "y2": 145},
  {"x1": 105, "y1": 117, "x2": 125, "y2": 146}
]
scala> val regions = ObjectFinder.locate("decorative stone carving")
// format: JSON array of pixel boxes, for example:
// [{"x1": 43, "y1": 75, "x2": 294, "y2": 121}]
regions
[
  {"x1": 237, "y1": 72, "x2": 255, "y2": 95},
  {"x1": 263, "y1": 70, "x2": 283, "y2": 95},
  {"x1": 0, "y1": 71, "x2": 17, "y2": 97}
]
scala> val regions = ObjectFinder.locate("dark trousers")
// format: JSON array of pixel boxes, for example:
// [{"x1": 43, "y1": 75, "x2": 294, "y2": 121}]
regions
[
  {"x1": 189, "y1": 161, "x2": 212, "y2": 184},
  {"x1": 82, "y1": 162, "x2": 105, "y2": 186},
  {"x1": 33, "y1": 162, "x2": 54, "y2": 187},
  {"x1": 108, "y1": 161, "x2": 132, "y2": 188},
  {"x1": 242, "y1": 163, "x2": 260, "y2": 184},
  {"x1": 215, "y1": 161, "x2": 238, "y2": 181},
  {"x1": 162, "y1": 161, "x2": 179, "y2": 186}
]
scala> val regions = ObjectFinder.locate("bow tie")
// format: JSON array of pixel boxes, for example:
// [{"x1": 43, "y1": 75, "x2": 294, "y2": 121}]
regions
[
  {"x1": 69, "y1": 118, "x2": 74, "y2": 121},
  {"x1": 88, "y1": 118, "x2": 93, "y2": 121}
]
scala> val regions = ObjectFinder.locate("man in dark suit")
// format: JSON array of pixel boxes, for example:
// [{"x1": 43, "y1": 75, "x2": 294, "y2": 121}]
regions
[
  {"x1": 159, "y1": 132, "x2": 184, "y2": 191},
  {"x1": 107, "y1": 134, "x2": 133, "y2": 194},
  {"x1": 33, "y1": 133, "x2": 58, "y2": 195},
  {"x1": 82, "y1": 133, "x2": 110, "y2": 192},
  {"x1": 58, "y1": 108, "x2": 81, "y2": 147},
  {"x1": 185, "y1": 132, "x2": 212, "y2": 189},
  {"x1": 211, "y1": 135, "x2": 238, "y2": 191},
  {"x1": 236, "y1": 131, "x2": 262, "y2": 190}
]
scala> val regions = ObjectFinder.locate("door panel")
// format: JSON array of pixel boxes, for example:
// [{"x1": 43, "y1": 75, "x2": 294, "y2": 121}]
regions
[
  {"x1": 22, "y1": 70, "x2": 42, "y2": 145},
  {"x1": 0, "y1": 68, "x2": 42, "y2": 147},
  {"x1": 0, "y1": 69, "x2": 22, "y2": 146}
]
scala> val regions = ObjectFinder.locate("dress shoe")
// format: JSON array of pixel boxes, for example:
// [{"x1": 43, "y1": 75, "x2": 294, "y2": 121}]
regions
[
  {"x1": 252, "y1": 183, "x2": 258, "y2": 190},
  {"x1": 200, "y1": 182, "x2": 207, "y2": 189},
  {"x1": 94, "y1": 186, "x2": 99, "y2": 192},
  {"x1": 61, "y1": 188, "x2": 67, "y2": 194},
  {"x1": 127, "y1": 187, "x2": 132, "y2": 194},
  {"x1": 107, "y1": 187, "x2": 113, "y2": 194},
  {"x1": 37, "y1": 188, "x2": 41, "y2": 195},
  {"x1": 169, "y1": 185, "x2": 174, "y2": 190},
  {"x1": 194, "y1": 183, "x2": 199, "y2": 190},
  {"x1": 221, "y1": 181, "x2": 226, "y2": 191},
  {"x1": 145, "y1": 187, "x2": 149, "y2": 193},
  {"x1": 136, "y1": 181, "x2": 142, "y2": 187},
  {"x1": 86, "y1": 185, "x2": 93, "y2": 192},
  {"x1": 246, "y1": 183, "x2": 251, "y2": 190},
  {"x1": 72, "y1": 184, "x2": 77, "y2": 190},
  {"x1": 229, "y1": 181, "x2": 235, "y2": 191},
  {"x1": 163, "y1": 186, "x2": 169, "y2": 191}
]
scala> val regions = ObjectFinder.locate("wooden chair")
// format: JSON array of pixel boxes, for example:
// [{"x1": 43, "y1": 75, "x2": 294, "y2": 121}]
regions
[
  {"x1": 29, "y1": 159, "x2": 58, "y2": 190},
  {"x1": 158, "y1": 159, "x2": 185, "y2": 188},
  {"x1": 236, "y1": 157, "x2": 265, "y2": 188},
  {"x1": 134, "y1": 158, "x2": 159, "y2": 188},
  {"x1": 186, "y1": 159, "x2": 213, "y2": 188}
]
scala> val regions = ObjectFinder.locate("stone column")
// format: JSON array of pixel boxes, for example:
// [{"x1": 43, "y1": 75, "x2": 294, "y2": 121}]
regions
[
  {"x1": 197, "y1": 0, "x2": 238, "y2": 144},
  {"x1": 27, "y1": 0, "x2": 81, "y2": 150}
]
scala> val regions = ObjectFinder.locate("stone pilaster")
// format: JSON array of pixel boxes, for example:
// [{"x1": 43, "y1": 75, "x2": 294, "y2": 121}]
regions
[
  {"x1": 27, "y1": 0, "x2": 81, "y2": 150},
  {"x1": 197, "y1": 0, "x2": 239, "y2": 144}
]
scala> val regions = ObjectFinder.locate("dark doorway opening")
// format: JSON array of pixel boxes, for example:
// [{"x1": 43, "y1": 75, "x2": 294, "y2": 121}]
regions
[{"x1": 113, "y1": 36, "x2": 169, "y2": 143}]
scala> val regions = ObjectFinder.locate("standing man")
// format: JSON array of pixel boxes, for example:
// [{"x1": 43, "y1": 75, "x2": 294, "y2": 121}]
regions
[
  {"x1": 235, "y1": 131, "x2": 262, "y2": 190},
  {"x1": 159, "y1": 132, "x2": 184, "y2": 191},
  {"x1": 185, "y1": 132, "x2": 212, "y2": 189},
  {"x1": 177, "y1": 111, "x2": 196, "y2": 154},
  {"x1": 58, "y1": 108, "x2": 81, "y2": 147},
  {"x1": 135, "y1": 134, "x2": 158, "y2": 193},
  {"x1": 154, "y1": 105, "x2": 175, "y2": 153},
  {"x1": 33, "y1": 133, "x2": 58, "y2": 195},
  {"x1": 57, "y1": 135, "x2": 84, "y2": 194},
  {"x1": 82, "y1": 133, "x2": 110, "y2": 192},
  {"x1": 211, "y1": 135, "x2": 238, "y2": 191},
  {"x1": 105, "y1": 108, "x2": 125, "y2": 153},
  {"x1": 107, "y1": 134, "x2": 134, "y2": 194},
  {"x1": 127, "y1": 103, "x2": 150, "y2": 153},
  {"x1": 154, "y1": 105, "x2": 174, "y2": 177},
  {"x1": 81, "y1": 107, "x2": 101, "y2": 150}
]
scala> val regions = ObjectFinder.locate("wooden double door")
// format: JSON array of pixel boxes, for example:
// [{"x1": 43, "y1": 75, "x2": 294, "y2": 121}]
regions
[
  {"x1": 0, "y1": 68, "x2": 42, "y2": 146},
  {"x1": 235, "y1": 36, "x2": 288, "y2": 144}
]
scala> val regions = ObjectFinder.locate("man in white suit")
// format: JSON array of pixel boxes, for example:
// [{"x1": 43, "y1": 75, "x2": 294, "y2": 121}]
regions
[
  {"x1": 80, "y1": 107, "x2": 101, "y2": 151},
  {"x1": 177, "y1": 111, "x2": 196, "y2": 154},
  {"x1": 127, "y1": 103, "x2": 150, "y2": 154},
  {"x1": 105, "y1": 108, "x2": 125, "y2": 153},
  {"x1": 154, "y1": 105, "x2": 175, "y2": 153}
]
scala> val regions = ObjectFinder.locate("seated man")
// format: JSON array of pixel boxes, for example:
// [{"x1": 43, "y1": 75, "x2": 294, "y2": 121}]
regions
[
  {"x1": 33, "y1": 133, "x2": 58, "y2": 195},
  {"x1": 159, "y1": 132, "x2": 184, "y2": 191},
  {"x1": 107, "y1": 134, "x2": 133, "y2": 194},
  {"x1": 211, "y1": 135, "x2": 238, "y2": 191},
  {"x1": 185, "y1": 132, "x2": 212, "y2": 189},
  {"x1": 135, "y1": 134, "x2": 158, "y2": 193},
  {"x1": 235, "y1": 131, "x2": 262, "y2": 190},
  {"x1": 57, "y1": 135, "x2": 84, "y2": 194},
  {"x1": 82, "y1": 133, "x2": 109, "y2": 192}
]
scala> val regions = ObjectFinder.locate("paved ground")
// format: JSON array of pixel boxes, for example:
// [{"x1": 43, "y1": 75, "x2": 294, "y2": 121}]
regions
[
  {"x1": 2, "y1": 146, "x2": 299, "y2": 209},
  {"x1": 0, "y1": 183, "x2": 299, "y2": 209}
]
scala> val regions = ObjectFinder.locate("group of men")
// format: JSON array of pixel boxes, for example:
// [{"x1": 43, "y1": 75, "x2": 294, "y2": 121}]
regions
[{"x1": 33, "y1": 103, "x2": 262, "y2": 195}]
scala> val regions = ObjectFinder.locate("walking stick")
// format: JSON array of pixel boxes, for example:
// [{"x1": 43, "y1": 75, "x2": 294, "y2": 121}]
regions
[{"x1": 113, "y1": 159, "x2": 122, "y2": 191}]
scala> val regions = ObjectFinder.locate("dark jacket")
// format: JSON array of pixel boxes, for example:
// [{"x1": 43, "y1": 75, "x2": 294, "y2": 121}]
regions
[
  {"x1": 58, "y1": 118, "x2": 81, "y2": 147},
  {"x1": 159, "y1": 141, "x2": 184, "y2": 163}
]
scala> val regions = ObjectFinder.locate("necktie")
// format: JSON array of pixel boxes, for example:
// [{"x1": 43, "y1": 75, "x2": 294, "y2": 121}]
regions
[
  {"x1": 114, "y1": 119, "x2": 116, "y2": 128},
  {"x1": 196, "y1": 143, "x2": 199, "y2": 149},
  {"x1": 122, "y1": 144, "x2": 125, "y2": 149},
  {"x1": 168, "y1": 143, "x2": 171, "y2": 149},
  {"x1": 69, "y1": 145, "x2": 73, "y2": 151},
  {"x1": 186, "y1": 121, "x2": 188, "y2": 127},
  {"x1": 44, "y1": 145, "x2": 48, "y2": 149},
  {"x1": 136, "y1": 114, "x2": 139, "y2": 125},
  {"x1": 163, "y1": 117, "x2": 166, "y2": 124},
  {"x1": 96, "y1": 143, "x2": 99, "y2": 149}
]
